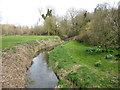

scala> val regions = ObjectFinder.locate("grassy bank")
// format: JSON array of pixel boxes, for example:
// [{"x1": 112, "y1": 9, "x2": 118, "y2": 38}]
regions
[
  {"x1": 2, "y1": 36, "x2": 63, "y2": 88},
  {"x1": 49, "y1": 41, "x2": 119, "y2": 88},
  {"x1": 2, "y1": 35, "x2": 58, "y2": 49}
]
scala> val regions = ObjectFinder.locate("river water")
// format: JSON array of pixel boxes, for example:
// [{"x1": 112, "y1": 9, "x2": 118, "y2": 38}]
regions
[{"x1": 26, "y1": 52, "x2": 58, "y2": 88}]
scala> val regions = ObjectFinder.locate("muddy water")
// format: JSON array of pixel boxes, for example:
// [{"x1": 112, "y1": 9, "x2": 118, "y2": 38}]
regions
[{"x1": 26, "y1": 52, "x2": 58, "y2": 88}]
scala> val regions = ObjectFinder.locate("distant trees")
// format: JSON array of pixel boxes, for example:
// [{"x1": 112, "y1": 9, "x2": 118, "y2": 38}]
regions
[
  {"x1": 29, "y1": 26, "x2": 44, "y2": 35},
  {"x1": 75, "y1": 3, "x2": 119, "y2": 50},
  {"x1": 92, "y1": 3, "x2": 113, "y2": 51},
  {"x1": 59, "y1": 18, "x2": 71, "y2": 36},
  {"x1": 66, "y1": 8, "x2": 78, "y2": 37},
  {"x1": 1, "y1": 24, "x2": 30, "y2": 35},
  {"x1": 40, "y1": 9, "x2": 58, "y2": 35},
  {"x1": 58, "y1": 8, "x2": 88, "y2": 37},
  {"x1": 43, "y1": 16, "x2": 57, "y2": 35},
  {"x1": 1, "y1": 2, "x2": 119, "y2": 50}
]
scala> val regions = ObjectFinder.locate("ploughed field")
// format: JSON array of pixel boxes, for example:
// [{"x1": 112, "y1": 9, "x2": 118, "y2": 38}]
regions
[{"x1": 49, "y1": 41, "x2": 119, "y2": 88}]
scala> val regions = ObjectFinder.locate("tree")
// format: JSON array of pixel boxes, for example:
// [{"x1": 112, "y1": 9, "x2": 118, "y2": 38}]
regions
[
  {"x1": 59, "y1": 18, "x2": 71, "y2": 36},
  {"x1": 41, "y1": 9, "x2": 52, "y2": 20},
  {"x1": 66, "y1": 8, "x2": 78, "y2": 37},
  {"x1": 43, "y1": 16, "x2": 57, "y2": 35}
]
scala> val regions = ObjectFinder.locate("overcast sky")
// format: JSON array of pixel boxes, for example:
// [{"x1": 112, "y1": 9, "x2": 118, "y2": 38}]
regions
[{"x1": 0, "y1": 0, "x2": 119, "y2": 27}]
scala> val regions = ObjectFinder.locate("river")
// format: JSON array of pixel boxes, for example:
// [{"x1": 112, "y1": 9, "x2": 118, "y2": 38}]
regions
[{"x1": 26, "y1": 52, "x2": 58, "y2": 88}]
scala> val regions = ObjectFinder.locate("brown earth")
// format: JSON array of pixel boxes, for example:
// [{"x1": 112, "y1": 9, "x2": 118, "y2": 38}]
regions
[{"x1": 1, "y1": 38, "x2": 64, "y2": 88}]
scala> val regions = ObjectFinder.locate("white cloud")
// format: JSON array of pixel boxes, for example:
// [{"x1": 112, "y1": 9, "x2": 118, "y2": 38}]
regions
[{"x1": 0, "y1": 0, "x2": 119, "y2": 27}]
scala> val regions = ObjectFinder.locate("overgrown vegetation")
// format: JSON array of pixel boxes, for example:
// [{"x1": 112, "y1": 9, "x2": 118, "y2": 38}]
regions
[{"x1": 49, "y1": 41, "x2": 119, "y2": 88}]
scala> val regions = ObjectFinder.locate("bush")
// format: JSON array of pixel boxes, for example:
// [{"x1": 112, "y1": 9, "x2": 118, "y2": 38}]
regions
[
  {"x1": 105, "y1": 54, "x2": 114, "y2": 59},
  {"x1": 59, "y1": 34, "x2": 68, "y2": 40},
  {"x1": 86, "y1": 48, "x2": 104, "y2": 55},
  {"x1": 95, "y1": 60, "x2": 101, "y2": 67}
]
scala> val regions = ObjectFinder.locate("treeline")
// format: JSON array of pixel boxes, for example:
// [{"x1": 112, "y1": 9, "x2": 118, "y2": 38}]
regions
[
  {"x1": 74, "y1": 3, "x2": 119, "y2": 50},
  {"x1": 1, "y1": 2, "x2": 119, "y2": 50},
  {"x1": 40, "y1": 3, "x2": 119, "y2": 50},
  {"x1": 1, "y1": 24, "x2": 31, "y2": 35}
]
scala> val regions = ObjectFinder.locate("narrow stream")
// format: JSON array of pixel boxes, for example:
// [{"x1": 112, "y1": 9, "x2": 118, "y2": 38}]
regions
[{"x1": 26, "y1": 52, "x2": 58, "y2": 88}]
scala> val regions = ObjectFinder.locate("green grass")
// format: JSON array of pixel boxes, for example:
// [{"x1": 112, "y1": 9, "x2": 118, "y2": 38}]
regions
[
  {"x1": 2, "y1": 35, "x2": 59, "y2": 50},
  {"x1": 49, "y1": 41, "x2": 119, "y2": 88}
]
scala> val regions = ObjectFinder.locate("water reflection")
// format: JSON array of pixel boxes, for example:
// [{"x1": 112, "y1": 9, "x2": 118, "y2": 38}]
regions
[{"x1": 26, "y1": 52, "x2": 58, "y2": 88}]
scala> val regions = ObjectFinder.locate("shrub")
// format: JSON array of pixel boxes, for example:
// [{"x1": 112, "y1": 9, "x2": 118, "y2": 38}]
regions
[
  {"x1": 95, "y1": 60, "x2": 101, "y2": 67},
  {"x1": 86, "y1": 48, "x2": 104, "y2": 55},
  {"x1": 105, "y1": 54, "x2": 114, "y2": 59}
]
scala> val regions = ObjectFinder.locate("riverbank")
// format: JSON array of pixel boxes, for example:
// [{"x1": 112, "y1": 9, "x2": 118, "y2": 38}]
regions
[
  {"x1": 2, "y1": 36, "x2": 63, "y2": 88},
  {"x1": 49, "y1": 41, "x2": 119, "y2": 88}
]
